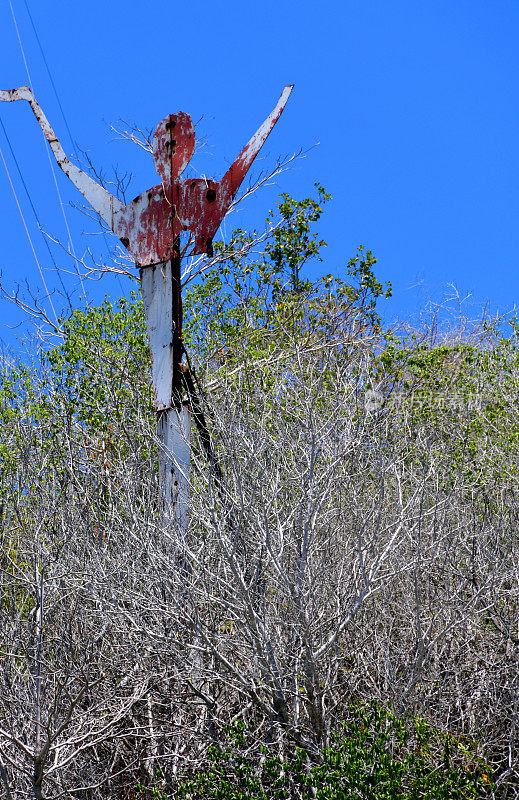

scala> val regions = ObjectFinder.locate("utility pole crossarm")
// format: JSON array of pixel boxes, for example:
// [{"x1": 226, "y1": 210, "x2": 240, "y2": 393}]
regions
[{"x1": 0, "y1": 86, "x2": 124, "y2": 227}]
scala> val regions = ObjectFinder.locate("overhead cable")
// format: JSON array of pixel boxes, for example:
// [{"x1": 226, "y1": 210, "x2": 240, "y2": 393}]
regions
[
  {"x1": 23, "y1": 0, "x2": 77, "y2": 158},
  {"x1": 0, "y1": 133, "x2": 58, "y2": 324},
  {"x1": 0, "y1": 114, "x2": 70, "y2": 302},
  {"x1": 8, "y1": 0, "x2": 86, "y2": 297}
]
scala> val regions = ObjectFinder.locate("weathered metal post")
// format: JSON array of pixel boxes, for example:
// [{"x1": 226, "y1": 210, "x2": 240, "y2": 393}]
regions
[
  {"x1": 140, "y1": 246, "x2": 191, "y2": 533},
  {"x1": 0, "y1": 85, "x2": 293, "y2": 536}
]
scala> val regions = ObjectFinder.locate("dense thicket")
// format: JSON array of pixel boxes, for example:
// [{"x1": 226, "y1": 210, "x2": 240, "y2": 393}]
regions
[{"x1": 0, "y1": 188, "x2": 517, "y2": 799}]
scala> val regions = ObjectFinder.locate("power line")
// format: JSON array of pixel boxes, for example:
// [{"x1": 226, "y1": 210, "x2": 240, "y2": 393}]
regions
[
  {"x1": 8, "y1": 0, "x2": 87, "y2": 298},
  {"x1": 23, "y1": 0, "x2": 77, "y2": 159},
  {"x1": 22, "y1": 0, "x2": 118, "y2": 284},
  {"x1": 8, "y1": 0, "x2": 32, "y2": 89},
  {"x1": 0, "y1": 131, "x2": 58, "y2": 325},
  {"x1": 0, "y1": 113, "x2": 70, "y2": 302}
]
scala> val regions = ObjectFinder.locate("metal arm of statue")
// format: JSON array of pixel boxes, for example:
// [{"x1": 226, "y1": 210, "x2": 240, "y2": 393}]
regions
[
  {"x1": 220, "y1": 85, "x2": 293, "y2": 204},
  {"x1": 0, "y1": 86, "x2": 124, "y2": 226}
]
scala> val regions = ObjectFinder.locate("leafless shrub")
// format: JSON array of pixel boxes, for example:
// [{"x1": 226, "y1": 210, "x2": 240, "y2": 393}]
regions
[{"x1": 0, "y1": 293, "x2": 517, "y2": 798}]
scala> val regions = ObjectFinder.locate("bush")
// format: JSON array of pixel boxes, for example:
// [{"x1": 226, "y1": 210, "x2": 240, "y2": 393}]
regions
[{"x1": 147, "y1": 702, "x2": 492, "y2": 799}]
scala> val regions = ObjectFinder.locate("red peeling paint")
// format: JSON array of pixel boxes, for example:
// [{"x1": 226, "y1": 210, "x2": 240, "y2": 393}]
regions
[{"x1": 113, "y1": 86, "x2": 293, "y2": 266}]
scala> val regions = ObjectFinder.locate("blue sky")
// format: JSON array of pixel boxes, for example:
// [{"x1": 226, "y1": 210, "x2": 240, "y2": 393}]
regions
[{"x1": 1, "y1": 0, "x2": 519, "y2": 347}]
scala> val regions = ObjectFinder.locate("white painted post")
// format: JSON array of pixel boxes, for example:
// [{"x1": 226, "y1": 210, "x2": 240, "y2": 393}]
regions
[
  {"x1": 157, "y1": 406, "x2": 191, "y2": 533},
  {"x1": 141, "y1": 261, "x2": 191, "y2": 535}
]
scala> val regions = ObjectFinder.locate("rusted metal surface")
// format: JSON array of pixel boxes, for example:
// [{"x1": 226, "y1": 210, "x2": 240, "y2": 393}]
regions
[
  {"x1": 113, "y1": 85, "x2": 293, "y2": 263},
  {"x1": 1, "y1": 84, "x2": 293, "y2": 265}
]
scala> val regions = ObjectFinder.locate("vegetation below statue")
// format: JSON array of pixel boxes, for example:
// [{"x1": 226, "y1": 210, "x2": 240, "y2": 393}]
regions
[{"x1": 0, "y1": 188, "x2": 516, "y2": 798}]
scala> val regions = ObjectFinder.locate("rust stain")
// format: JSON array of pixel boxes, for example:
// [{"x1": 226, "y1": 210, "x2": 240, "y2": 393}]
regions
[
  {"x1": 0, "y1": 84, "x2": 293, "y2": 265},
  {"x1": 113, "y1": 86, "x2": 294, "y2": 265},
  {"x1": 0, "y1": 83, "x2": 294, "y2": 419}
]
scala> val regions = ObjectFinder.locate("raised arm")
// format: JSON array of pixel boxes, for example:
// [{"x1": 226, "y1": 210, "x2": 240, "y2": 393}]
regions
[
  {"x1": 0, "y1": 86, "x2": 124, "y2": 227},
  {"x1": 220, "y1": 85, "x2": 293, "y2": 203}
]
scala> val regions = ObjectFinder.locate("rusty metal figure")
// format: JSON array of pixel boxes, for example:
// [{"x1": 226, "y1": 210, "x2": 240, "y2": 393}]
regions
[{"x1": 0, "y1": 84, "x2": 293, "y2": 532}]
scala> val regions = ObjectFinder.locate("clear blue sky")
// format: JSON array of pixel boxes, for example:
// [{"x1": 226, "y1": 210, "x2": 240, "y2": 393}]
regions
[{"x1": 1, "y1": 0, "x2": 518, "y2": 347}]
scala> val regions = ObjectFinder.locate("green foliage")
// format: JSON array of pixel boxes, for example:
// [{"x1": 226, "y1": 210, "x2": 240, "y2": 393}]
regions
[
  {"x1": 265, "y1": 183, "x2": 331, "y2": 293},
  {"x1": 343, "y1": 246, "x2": 392, "y2": 326},
  {"x1": 143, "y1": 703, "x2": 491, "y2": 800},
  {"x1": 374, "y1": 318, "x2": 519, "y2": 489},
  {"x1": 46, "y1": 293, "x2": 151, "y2": 434},
  {"x1": 0, "y1": 365, "x2": 33, "y2": 476},
  {"x1": 1, "y1": 187, "x2": 390, "y2": 442},
  {"x1": 183, "y1": 187, "x2": 391, "y2": 384}
]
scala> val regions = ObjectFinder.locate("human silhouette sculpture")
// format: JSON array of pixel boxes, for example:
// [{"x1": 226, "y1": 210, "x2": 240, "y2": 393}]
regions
[{"x1": 0, "y1": 85, "x2": 293, "y2": 265}]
